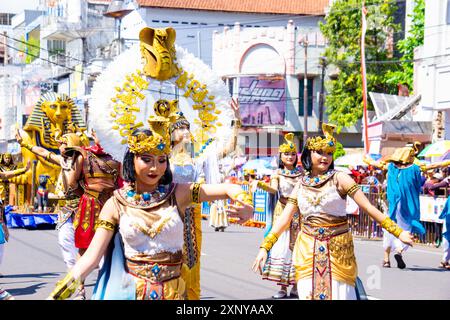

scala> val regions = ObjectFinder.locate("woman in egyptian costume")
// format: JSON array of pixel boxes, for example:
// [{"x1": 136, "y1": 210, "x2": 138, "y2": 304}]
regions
[
  {"x1": 250, "y1": 133, "x2": 301, "y2": 299},
  {"x1": 47, "y1": 107, "x2": 254, "y2": 300},
  {"x1": 253, "y1": 124, "x2": 414, "y2": 300},
  {"x1": 87, "y1": 26, "x2": 243, "y2": 300}
]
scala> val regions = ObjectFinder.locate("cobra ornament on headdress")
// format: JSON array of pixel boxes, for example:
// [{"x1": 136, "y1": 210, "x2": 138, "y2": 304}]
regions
[
  {"x1": 117, "y1": 99, "x2": 178, "y2": 156},
  {"x1": 279, "y1": 133, "x2": 297, "y2": 153},
  {"x1": 306, "y1": 123, "x2": 337, "y2": 154}
]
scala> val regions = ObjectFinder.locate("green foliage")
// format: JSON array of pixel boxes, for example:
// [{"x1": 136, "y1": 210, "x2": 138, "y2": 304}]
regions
[
  {"x1": 333, "y1": 141, "x2": 346, "y2": 160},
  {"x1": 385, "y1": 0, "x2": 425, "y2": 91},
  {"x1": 18, "y1": 36, "x2": 40, "y2": 64},
  {"x1": 319, "y1": 0, "x2": 401, "y2": 131}
]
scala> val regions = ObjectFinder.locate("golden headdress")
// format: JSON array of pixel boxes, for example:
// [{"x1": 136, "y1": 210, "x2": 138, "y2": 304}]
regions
[
  {"x1": 124, "y1": 99, "x2": 178, "y2": 156},
  {"x1": 279, "y1": 133, "x2": 297, "y2": 153},
  {"x1": 388, "y1": 141, "x2": 421, "y2": 165},
  {"x1": 306, "y1": 123, "x2": 337, "y2": 153}
]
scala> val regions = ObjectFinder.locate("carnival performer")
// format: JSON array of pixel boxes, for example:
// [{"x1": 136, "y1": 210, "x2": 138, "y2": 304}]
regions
[
  {"x1": 250, "y1": 133, "x2": 301, "y2": 299},
  {"x1": 0, "y1": 163, "x2": 31, "y2": 300},
  {"x1": 363, "y1": 142, "x2": 450, "y2": 269},
  {"x1": 438, "y1": 196, "x2": 450, "y2": 270},
  {"x1": 17, "y1": 127, "x2": 120, "y2": 299},
  {"x1": 47, "y1": 121, "x2": 254, "y2": 300},
  {"x1": 170, "y1": 98, "x2": 241, "y2": 300},
  {"x1": 209, "y1": 163, "x2": 229, "y2": 232},
  {"x1": 252, "y1": 123, "x2": 414, "y2": 300}
]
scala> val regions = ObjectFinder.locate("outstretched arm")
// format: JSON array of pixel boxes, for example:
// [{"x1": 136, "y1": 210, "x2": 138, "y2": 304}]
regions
[
  {"x1": 421, "y1": 160, "x2": 450, "y2": 172},
  {"x1": 336, "y1": 172, "x2": 414, "y2": 245},
  {"x1": 363, "y1": 155, "x2": 387, "y2": 171},
  {"x1": 47, "y1": 198, "x2": 118, "y2": 299},
  {"x1": 252, "y1": 184, "x2": 300, "y2": 274},
  {"x1": 250, "y1": 174, "x2": 279, "y2": 194},
  {"x1": 16, "y1": 128, "x2": 61, "y2": 165},
  {"x1": 175, "y1": 182, "x2": 254, "y2": 224},
  {"x1": 0, "y1": 161, "x2": 31, "y2": 179}
]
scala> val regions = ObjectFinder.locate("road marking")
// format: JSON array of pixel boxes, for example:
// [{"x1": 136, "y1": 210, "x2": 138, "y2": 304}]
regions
[
  {"x1": 355, "y1": 240, "x2": 443, "y2": 256},
  {"x1": 367, "y1": 295, "x2": 381, "y2": 300}
]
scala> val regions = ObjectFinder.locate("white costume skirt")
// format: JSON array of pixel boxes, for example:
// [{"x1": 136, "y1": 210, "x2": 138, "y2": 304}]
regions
[
  {"x1": 57, "y1": 217, "x2": 78, "y2": 270},
  {"x1": 262, "y1": 229, "x2": 296, "y2": 286},
  {"x1": 209, "y1": 200, "x2": 229, "y2": 229}
]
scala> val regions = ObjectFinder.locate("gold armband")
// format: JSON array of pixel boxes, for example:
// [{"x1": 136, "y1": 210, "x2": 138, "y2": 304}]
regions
[
  {"x1": 191, "y1": 182, "x2": 203, "y2": 203},
  {"x1": 12, "y1": 167, "x2": 27, "y2": 176},
  {"x1": 287, "y1": 197, "x2": 298, "y2": 207},
  {"x1": 94, "y1": 219, "x2": 116, "y2": 232},
  {"x1": 232, "y1": 190, "x2": 253, "y2": 206},
  {"x1": 22, "y1": 143, "x2": 34, "y2": 151},
  {"x1": 346, "y1": 184, "x2": 360, "y2": 197},
  {"x1": 45, "y1": 152, "x2": 53, "y2": 162},
  {"x1": 260, "y1": 232, "x2": 279, "y2": 252},
  {"x1": 381, "y1": 217, "x2": 403, "y2": 238},
  {"x1": 48, "y1": 272, "x2": 81, "y2": 300},
  {"x1": 257, "y1": 181, "x2": 272, "y2": 192}
]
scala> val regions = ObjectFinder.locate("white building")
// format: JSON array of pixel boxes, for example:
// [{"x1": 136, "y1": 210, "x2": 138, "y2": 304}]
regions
[{"x1": 415, "y1": 0, "x2": 450, "y2": 142}]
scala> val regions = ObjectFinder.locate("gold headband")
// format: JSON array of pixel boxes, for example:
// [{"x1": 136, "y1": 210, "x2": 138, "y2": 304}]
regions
[
  {"x1": 306, "y1": 123, "x2": 337, "y2": 153},
  {"x1": 279, "y1": 133, "x2": 297, "y2": 153}
]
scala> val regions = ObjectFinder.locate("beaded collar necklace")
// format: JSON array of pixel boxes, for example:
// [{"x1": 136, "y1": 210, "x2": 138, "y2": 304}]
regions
[
  {"x1": 121, "y1": 184, "x2": 171, "y2": 207},
  {"x1": 301, "y1": 169, "x2": 335, "y2": 187},
  {"x1": 280, "y1": 167, "x2": 302, "y2": 177}
]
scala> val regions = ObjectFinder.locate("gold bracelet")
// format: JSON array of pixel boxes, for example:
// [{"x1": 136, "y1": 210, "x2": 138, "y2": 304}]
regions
[
  {"x1": 260, "y1": 232, "x2": 279, "y2": 252},
  {"x1": 45, "y1": 152, "x2": 53, "y2": 162},
  {"x1": 191, "y1": 182, "x2": 203, "y2": 203},
  {"x1": 232, "y1": 190, "x2": 253, "y2": 206},
  {"x1": 287, "y1": 197, "x2": 298, "y2": 207},
  {"x1": 257, "y1": 181, "x2": 272, "y2": 192},
  {"x1": 94, "y1": 219, "x2": 116, "y2": 232},
  {"x1": 231, "y1": 119, "x2": 242, "y2": 128},
  {"x1": 48, "y1": 272, "x2": 81, "y2": 300},
  {"x1": 346, "y1": 184, "x2": 360, "y2": 196},
  {"x1": 381, "y1": 217, "x2": 403, "y2": 238},
  {"x1": 12, "y1": 167, "x2": 26, "y2": 176}
]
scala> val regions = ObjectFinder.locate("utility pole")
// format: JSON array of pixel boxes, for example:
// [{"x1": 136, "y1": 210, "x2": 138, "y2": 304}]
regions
[
  {"x1": 300, "y1": 34, "x2": 309, "y2": 145},
  {"x1": 318, "y1": 56, "x2": 327, "y2": 129},
  {"x1": 3, "y1": 31, "x2": 7, "y2": 66}
]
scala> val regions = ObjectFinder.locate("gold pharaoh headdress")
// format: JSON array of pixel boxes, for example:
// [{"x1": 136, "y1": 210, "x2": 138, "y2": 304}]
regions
[
  {"x1": 306, "y1": 123, "x2": 337, "y2": 154},
  {"x1": 388, "y1": 141, "x2": 421, "y2": 165},
  {"x1": 279, "y1": 133, "x2": 297, "y2": 153}
]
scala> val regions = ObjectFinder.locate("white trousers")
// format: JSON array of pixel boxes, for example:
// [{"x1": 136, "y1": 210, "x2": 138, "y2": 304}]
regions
[
  {"x1": 0, "y1": 243, "x2": 4, "y2": 266},
  {"x1": 443, "y1": 223, "x2": 450, "y2": 263},
  {"x1": 383, "y1": 206, "x2": 411, "y2": 252},
  {"x1": 58, "y1": 217, "x2": 78, "y2": 270}
]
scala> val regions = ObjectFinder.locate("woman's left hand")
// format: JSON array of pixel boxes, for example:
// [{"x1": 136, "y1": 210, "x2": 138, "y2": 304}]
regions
[
  {"x1": 398, "y1": 231, "x2": 414, "y2": 247},
  {"x1": 230, "y1": 98, "x2": 240, "y2": 120},
  {"x1": 225, "y1": 199, "x2": 253, "y2": 224}
]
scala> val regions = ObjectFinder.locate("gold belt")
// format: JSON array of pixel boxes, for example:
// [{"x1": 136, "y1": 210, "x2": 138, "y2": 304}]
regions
[
  {"x1": 301, "y1": 220, "x2": 349, "y2": 240},
  {"x1": 126, "y1": 260, "x2": 182, "y2": 283}
]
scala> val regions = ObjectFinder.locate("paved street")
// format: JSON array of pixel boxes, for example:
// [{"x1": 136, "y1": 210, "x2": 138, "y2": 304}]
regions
[{"x1": 1, "y1": 220, "x2": 449, "y2": 300}]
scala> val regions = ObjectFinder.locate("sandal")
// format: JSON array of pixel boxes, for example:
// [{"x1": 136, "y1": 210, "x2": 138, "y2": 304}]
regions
[
  {"x1": 438, "y1": 261, "x2": 448, "y2": 269},
  {"x1": 382, "y1": 260, "x2": 391, "y2": 268}
]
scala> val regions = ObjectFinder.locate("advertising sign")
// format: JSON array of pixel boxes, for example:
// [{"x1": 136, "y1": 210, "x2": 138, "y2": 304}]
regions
[{"x1": 239, "y1": 77, "x2": 286, "y2": 126}]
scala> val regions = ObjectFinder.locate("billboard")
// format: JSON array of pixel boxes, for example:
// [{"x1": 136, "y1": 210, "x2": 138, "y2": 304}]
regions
[{"x1": 239, "y1": 77, "x2": 286, "y2": 126}]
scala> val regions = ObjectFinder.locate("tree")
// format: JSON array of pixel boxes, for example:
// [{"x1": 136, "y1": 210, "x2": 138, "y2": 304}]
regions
[
  {"x1": 385, "y1": 0, "x2": 425, "y2": 92},
  {"x1": 18, "y1": 36, "x2": 40, "y2": 64},
  {"x1": 319, "y1": 0, "x2": 401, "y2": 132}
]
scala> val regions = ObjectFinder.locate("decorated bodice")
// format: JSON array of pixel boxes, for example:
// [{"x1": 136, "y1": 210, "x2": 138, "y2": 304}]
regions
[
  {"x1": 297, "y1": 172, "x2": 347, "y2": 219},
  {"x1": 114, "y1": 185, "x2": 184, "y2": 259},
  {"x1": 277, "y1": 170, "x2": 302, "y2": 198}
]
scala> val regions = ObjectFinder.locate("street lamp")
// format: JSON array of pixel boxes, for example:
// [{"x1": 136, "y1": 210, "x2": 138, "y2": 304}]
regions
[
  {"x1": 299, "y1": 34, "x2": 309, "y2": 146},
  {"x1": 103, "y1": 0, "x2": 133, "y2": 54},
  {"x1": 318, "y1": 56, "x2": 328, "y2": 129}
]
